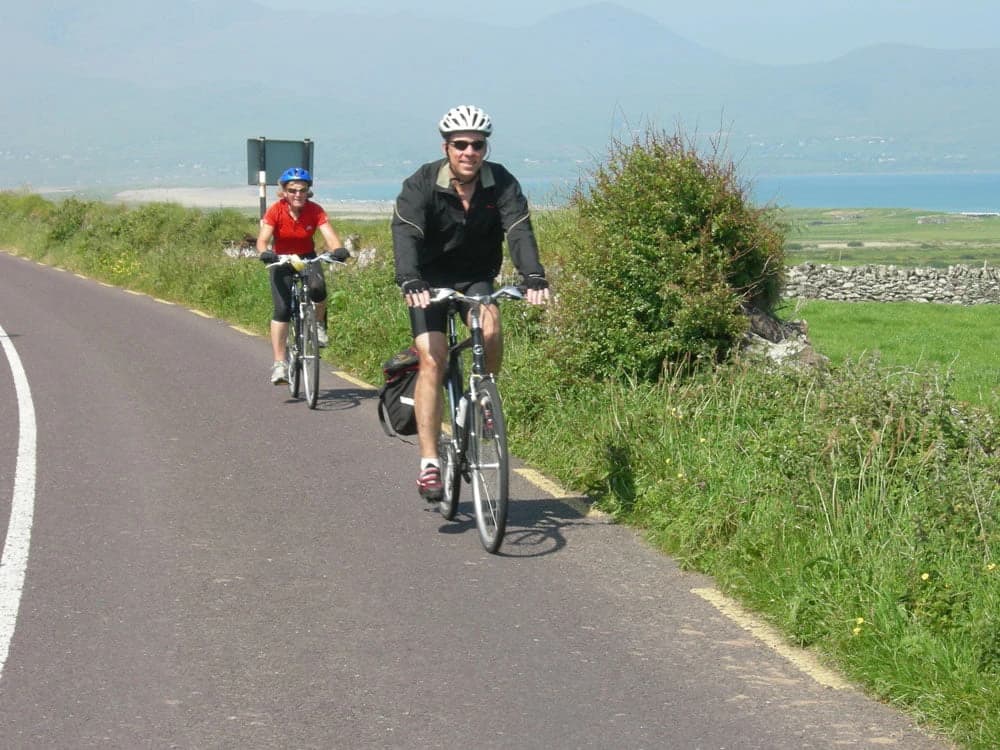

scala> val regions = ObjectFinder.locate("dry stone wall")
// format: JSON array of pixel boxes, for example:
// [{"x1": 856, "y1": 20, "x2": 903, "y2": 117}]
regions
[{"x1": 783, "y1": 264, "x2": 1000, "y2": 305}]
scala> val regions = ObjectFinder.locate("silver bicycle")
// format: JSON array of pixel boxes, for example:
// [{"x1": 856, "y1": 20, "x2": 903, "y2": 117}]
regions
[
  {"x1": 432, "y1": 285, "x2": 524, "y2": 553},
  {"x1": 264, "y1": 252, "x2": 342, "y2": 408}
]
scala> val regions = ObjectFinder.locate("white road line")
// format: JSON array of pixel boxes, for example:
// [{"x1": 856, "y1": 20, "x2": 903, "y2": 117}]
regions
[{"x1": 0, "y1": 324, "x2": 36, "y2": 681}]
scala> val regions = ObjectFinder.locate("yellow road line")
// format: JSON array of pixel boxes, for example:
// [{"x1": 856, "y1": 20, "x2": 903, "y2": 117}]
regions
[
  {"x1": 189, "y1": 309, "x2": 214, "y2": 319},
  {"x1": 691, "y1": 587, "x2": 852, "y2": 691},
  {"x1": 514, "y1": 468, "x2": 573, "y2": 498},
  {"x1": 228, "y1": 325, "x2": 257, "y2": 336},
  {"x1": 331, "y1": 370, "x2": 374, "y2": 389},
  {"x1": 513, "y1": 468, "x2": 606, "y2": 519},
  {"x1": 153, "y1": 298, "x2": 174, "y2": 305}
]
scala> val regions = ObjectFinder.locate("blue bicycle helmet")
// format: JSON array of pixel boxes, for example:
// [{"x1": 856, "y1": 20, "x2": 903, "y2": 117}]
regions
[{"x1": 279, "y1": 167, "x2": 312, "y2": 186}]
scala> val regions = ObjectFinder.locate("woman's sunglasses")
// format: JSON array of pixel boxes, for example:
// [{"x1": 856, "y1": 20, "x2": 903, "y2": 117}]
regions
[{"x1": 448, "y1": 139, "x2": 486, "y2": 152}]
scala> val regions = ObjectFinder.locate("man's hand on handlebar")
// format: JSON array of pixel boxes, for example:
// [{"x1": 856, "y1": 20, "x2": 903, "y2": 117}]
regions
[
  {"x1": 401, "y1": 278, "x2": 432, "y2": 309},
  {"x1": 259, "y1": 250, "x2": 278, "y2": 264}
]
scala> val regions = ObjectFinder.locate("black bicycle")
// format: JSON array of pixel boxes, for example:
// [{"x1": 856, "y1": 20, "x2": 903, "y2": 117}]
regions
[
  {"x1": 432, "y1": 285, "x2": 524, "y2": 553},
  {"x1": 264, "y1": 252, "x2": 341, "y2": 409}
]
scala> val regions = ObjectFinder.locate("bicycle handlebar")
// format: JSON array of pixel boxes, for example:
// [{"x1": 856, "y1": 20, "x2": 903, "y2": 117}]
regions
[
  {"x1": 428, "y1": 285, "x2": 525, "y2": 305},
  {"x1": 264, "y1": 251, "x2": 347, "y2": 270}
]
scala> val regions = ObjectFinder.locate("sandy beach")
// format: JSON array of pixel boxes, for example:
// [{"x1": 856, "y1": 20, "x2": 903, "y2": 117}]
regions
[{"x1": 112, "y1": 186, "x2": 394, "y2": 217}]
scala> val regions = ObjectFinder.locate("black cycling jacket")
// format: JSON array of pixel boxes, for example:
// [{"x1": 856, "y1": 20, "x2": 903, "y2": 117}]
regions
[{"x1": 391, "y1": 159, "x2": 545, "y2": 287}]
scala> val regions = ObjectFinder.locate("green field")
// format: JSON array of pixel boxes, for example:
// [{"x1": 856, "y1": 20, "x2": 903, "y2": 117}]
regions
[
  {"x1": 778, "y1": 298, "x2": 1000, "y2": 406},
  {"x1": 779, "y1": 207, "x2": 1000, "y2": 266},
  {"x1": 771, "y1": 206, "x2": 1000, "y2": 407}
]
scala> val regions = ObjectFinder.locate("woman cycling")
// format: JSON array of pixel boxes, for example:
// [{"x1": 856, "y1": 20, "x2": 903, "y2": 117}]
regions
[{"x1": 256, "y1": 167, "x2": 348, "y2": 385}]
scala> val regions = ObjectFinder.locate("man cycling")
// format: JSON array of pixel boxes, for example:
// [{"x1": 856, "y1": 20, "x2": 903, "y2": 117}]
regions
[
  {"x1": 391, "y1": 105, "x2": 550, "y2": 501},
  {"x1": 256, "y1": 167, "x2": 348, "y2": 385}
]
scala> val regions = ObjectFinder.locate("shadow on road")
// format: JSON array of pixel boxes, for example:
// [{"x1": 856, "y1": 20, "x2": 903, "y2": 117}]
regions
[
  {"x1": 432, "y1": 495, "x2": 597, "y2": 558},
  {"x1": 289, "y1": 385, "x2": 377, "y2": 412},
  {"x1": 308, "y1": 380, "x2": 600, "y2": 558}
]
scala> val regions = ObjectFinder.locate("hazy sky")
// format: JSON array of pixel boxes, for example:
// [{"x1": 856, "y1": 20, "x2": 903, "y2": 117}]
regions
[{"x1": 251, "y1": 0, "x2": 1000, "y2": 64}]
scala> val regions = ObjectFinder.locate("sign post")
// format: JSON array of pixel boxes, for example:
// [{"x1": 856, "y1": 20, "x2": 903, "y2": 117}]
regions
[{"x1": 246, "y1": 138, "x2": 314, "y2": 219}]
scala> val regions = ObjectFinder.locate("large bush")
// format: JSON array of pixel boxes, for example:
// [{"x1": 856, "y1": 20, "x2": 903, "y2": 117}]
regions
[{"x1": 547, "y1": 129, "x2": 786, "y2": 382}]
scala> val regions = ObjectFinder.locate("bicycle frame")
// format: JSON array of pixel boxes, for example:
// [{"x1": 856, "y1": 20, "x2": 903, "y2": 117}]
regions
[
  {"x1": 443, "y1": 312, "x2": 474, "y2": 443},
  {"x1": 282, "y1": 266, "x2": 313, "y2": 397},
  {"x1": 441, "y1": 290, "x2": 501, "y2": 453},
  {"x1": 289, "y1": 270, "x2": 310, "y2": 349}
]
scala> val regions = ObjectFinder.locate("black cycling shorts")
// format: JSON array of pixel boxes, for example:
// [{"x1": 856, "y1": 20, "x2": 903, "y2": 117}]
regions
[
  {"x1": 269, "y1": 255, "x2": 326, "y2": 322},
  {"x1": 409, "y1": 279, "x2": 494, "y2": 336}
]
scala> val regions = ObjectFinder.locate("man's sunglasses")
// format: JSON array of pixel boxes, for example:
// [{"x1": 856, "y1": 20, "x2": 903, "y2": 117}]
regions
[{"x1": 448, "y1": 139, "x2": 486, "y2": 152}]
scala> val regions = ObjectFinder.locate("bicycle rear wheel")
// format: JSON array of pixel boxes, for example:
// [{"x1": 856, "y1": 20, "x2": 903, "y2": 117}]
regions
[
  {"x1": 286, "y1": 312, "x2": 302, "y2": 399},
  {"x1": 302, "y1": 303, "x2": 320, "y2": 409},
  {"x1": 438, "y1": 433, "x2": 461, "y2": 520},
  {"x1": 469, "y1": 379, "x2": 508, "y2": 553}
]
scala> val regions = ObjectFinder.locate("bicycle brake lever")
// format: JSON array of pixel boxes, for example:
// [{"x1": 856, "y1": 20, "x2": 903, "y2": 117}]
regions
[{"x1": 496, "y1": 285, "x2": 525, "y2": 300}]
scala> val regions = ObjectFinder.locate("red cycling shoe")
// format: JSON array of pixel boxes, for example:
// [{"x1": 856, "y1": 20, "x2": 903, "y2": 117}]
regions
[{"x1": 417, "y1": 465, "x2": 444, "y2": 502}]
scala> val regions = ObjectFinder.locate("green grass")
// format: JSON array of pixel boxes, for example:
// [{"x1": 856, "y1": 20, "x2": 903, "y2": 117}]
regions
[
  {"x1": 780, "y1": 207, "x2": 1000, "y2": 267},
  {"x1": 779, "y1": 299, "x2": 1000, "y2": 406},
  {"x1": 0, "y1": 192, "x2": 997, "y2": 749}
]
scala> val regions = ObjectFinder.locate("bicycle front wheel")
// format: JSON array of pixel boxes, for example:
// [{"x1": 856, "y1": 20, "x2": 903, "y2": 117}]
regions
[
  {"x1": 302, "y1": 303, "x2": 320, "y2": 409},
  {"x1": 286, "y1": 313, "x2": 302, "y2": 399},
  {"x1": 438, "y1": 433, "x2": 461, "y2": 521},
  {"x1": 469, "y1": 379, "x2": 508, "y2": 553}
]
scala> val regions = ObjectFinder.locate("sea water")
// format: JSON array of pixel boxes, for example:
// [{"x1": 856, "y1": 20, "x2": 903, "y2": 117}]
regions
[
  {"x1": 750, "y1": 172, "x2": 1000, "y2": 213},
  {"x1": 319, "y1": 172, "x2": 1000, "y2": 213}
]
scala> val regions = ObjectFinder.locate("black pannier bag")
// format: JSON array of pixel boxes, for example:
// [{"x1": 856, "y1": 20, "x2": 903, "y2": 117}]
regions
[{"x1": 377, "y1": 346, "x2": 419, "y2": 436}]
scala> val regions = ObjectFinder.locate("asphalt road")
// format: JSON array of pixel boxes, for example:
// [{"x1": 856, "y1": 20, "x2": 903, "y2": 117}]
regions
[{"x1": 0, "y1": 250, "x2": 952, "y2": 749}]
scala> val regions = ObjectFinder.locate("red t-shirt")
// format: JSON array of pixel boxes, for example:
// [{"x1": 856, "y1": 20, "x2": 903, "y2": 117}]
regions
[{"x1": 262, "y1": 200, "x2": 329, "y2": 255}]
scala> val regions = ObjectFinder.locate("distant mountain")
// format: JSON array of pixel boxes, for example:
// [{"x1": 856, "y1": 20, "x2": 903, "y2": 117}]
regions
[{"x1": 2, "y1": 0, "x2": 999, "y2": 192}]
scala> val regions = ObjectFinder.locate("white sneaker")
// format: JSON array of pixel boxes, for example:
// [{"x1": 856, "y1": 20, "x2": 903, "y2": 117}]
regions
[
  {"x1": 270, "y1": 361, "x2": 289, "y2": 385},
  {"x1": 317, "y1": 325, "x2": 329, "y2": 348}
]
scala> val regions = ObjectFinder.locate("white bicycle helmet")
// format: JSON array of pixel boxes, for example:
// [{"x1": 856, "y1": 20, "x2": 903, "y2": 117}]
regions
[{"x1": 438, "y1": 105, "x2": 493, "y2": 137}]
